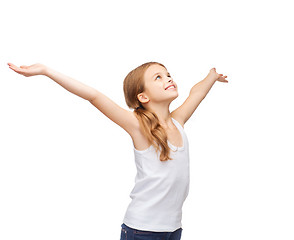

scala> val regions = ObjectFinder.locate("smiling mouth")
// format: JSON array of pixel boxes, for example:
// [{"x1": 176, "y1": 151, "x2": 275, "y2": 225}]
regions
[{"x1": 165, "y1": 85, "x2": 176, "y2": 90}]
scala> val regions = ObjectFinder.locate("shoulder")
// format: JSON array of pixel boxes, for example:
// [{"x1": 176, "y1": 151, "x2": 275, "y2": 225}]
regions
[
  {"x1": 128, "y1": 112, "x2": 151, "y2": 151},
  {"x1": 125, "y1": 111, "x2": 141, "y2": 134}
]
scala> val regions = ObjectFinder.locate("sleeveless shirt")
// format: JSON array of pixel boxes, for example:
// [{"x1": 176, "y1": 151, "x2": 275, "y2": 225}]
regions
[{"x1": 123, "y1": 118, "x2": 190, "y2": 232}]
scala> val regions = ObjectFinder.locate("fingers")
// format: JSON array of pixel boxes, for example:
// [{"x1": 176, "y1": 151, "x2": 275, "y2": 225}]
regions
[
  {"x1": 219, "y1": 74, "x2": 228, "y2": 78},
  {"x1": 216, "y1": 73, "x2": 229, "y2": 83},
  {"x1": 8, "y1": 63, "x2": 27, "y2": 74},
  {"x1": 220, "y1": 77, "x2": 229, "y2": 83},
  {"x1": 7, "y1": 63, "x2": 19, "y2": 71},
  {"x1": 7, "y1": 63, "x2": 17, "y2": 69}
]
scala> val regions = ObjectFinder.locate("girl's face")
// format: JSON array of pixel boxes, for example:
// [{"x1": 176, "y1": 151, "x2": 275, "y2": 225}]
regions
[{"x1": 140, "y1": 64, "x2": 178, "y2": 104}]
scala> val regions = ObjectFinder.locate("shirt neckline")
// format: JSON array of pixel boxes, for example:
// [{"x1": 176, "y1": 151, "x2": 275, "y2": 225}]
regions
[{"x1": 133, "y1": 118, "x2": 185, "y2": 153}]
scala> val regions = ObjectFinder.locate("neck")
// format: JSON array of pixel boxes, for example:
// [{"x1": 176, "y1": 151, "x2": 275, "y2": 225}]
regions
[{"x1": 144, "y1": 102, "x2": 173, "y2": 128}]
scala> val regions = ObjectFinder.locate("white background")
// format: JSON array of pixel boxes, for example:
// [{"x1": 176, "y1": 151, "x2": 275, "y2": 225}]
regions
[{"x1": 1, "y1": 0, "x2": 293, "y2": 239}]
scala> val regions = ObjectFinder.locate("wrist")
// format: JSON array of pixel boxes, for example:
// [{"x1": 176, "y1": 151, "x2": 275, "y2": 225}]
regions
[
  {"x1": 204, "y1": 75, "x2": 217, "y2": 83},
  {"x1": 43, "y1": 66, "x2": 52, "y2": 77}
]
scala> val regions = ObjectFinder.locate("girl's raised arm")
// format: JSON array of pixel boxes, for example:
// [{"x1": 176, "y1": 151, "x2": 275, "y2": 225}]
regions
[
  {"x1": 171, "y1": 68, "x2": 228, "y2": 126},
  {"x1": 7, "y1": 63, "x2": 139, "y2": 136}
]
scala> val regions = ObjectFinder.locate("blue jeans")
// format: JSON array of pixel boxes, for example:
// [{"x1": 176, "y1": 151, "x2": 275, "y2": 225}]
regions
[{"x1": 120, "y1": 223, "x2": 183, "y2": 240}]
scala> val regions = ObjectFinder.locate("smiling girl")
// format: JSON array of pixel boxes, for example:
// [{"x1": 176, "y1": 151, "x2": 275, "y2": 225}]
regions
[{"x1": 8, "y1": 61, "x2": 228, "y2": 240}]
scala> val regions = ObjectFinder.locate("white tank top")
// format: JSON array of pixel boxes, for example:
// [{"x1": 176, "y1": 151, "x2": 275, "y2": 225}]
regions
[{"x1": 123, "y1": 118, "x2": 190, "y2": 232}]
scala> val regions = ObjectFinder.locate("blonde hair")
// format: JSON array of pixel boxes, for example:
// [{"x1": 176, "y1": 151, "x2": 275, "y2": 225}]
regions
[{"x1": 123, "y1": 62, "x2": 174, "y2": 161}]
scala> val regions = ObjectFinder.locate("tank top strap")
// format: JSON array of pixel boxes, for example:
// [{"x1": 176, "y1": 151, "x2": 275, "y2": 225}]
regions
[{"x1": 171, "y1": 118, "x2": 184, "y2": 132}]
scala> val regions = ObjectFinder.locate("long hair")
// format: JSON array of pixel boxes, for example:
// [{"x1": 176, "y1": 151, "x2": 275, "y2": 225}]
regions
[{"x1": 123, "y1": 62, "x2": 173, "y2": 161}]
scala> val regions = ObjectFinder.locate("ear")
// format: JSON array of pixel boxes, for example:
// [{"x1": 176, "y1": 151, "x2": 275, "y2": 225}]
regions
[{"x1": 137, "y1": 92, "x2": 150, "y2": 104}]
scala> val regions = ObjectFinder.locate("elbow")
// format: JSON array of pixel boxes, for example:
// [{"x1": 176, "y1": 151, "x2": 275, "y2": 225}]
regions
[
  {"x1": 88, "y1": 90, "x2": 99, "y2": 103},
  {"x1": 88, "y1": 95, "x2": 97, "y2": 103}
]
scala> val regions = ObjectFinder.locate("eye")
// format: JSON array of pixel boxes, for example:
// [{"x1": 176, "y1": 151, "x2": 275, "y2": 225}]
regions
[{"x1": 155, "y1": 75, "x2": 161, "y2": 80}]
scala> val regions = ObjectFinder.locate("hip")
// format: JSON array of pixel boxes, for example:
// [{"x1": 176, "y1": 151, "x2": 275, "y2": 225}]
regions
[{"x1": 120, "y1": 223, "x2": 183, "y2": 240}]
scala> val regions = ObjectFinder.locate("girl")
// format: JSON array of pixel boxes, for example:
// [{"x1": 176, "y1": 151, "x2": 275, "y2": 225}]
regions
[{"x1": 8, "y1": 61, "x2": 228, "y2": 240}]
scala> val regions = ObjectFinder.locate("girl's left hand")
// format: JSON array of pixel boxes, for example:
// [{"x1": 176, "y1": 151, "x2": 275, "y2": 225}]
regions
[{"x1": 208, "y1": 68, "x2": 228, "y2": 83}]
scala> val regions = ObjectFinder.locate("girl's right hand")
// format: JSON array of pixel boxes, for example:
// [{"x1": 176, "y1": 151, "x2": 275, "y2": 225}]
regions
[{"x1": 8, "y1": 63, "x2": 47, "y2": 77}]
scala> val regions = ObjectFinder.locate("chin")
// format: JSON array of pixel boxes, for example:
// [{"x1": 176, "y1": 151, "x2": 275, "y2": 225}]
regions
[{"x1": 170, "y1": 92, "x2": 179, "y2": 100}]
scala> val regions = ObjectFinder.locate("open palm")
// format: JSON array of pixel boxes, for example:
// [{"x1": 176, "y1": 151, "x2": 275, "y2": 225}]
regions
[
  {"x1": 208, "y1": 68, "x2": 228, "y2": 83},
  {"x1": 8, "y1": 63, "x2": 46, "y2": 77}
]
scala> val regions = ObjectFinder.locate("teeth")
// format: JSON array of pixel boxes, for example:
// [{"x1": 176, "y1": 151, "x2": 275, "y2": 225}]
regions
[{"x1": 166, "y1": 85, "x2": 175, "y2": 90}]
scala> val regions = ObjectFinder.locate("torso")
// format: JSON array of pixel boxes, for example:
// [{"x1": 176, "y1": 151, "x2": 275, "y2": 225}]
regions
[{"x1": 130, "y1": 113, "x2": 184, "y2": 151}]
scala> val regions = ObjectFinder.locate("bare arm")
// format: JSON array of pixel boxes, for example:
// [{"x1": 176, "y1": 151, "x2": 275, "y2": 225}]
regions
[
  {"x1": 8, "y1": 63, "x2": 139, "y2": 135},
  {"x1": 171, "y1": 68, "x2": 228, "y2": 126},
  {"x1": 44, "y1": 67, "x2": 98, "y2": 101}
]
